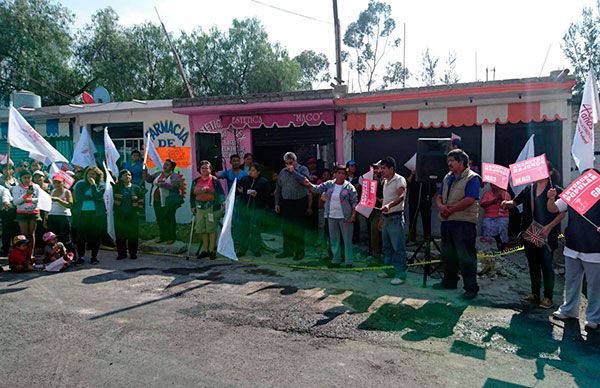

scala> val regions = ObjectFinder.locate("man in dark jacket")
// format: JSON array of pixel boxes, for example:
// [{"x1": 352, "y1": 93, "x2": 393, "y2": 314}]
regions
[{"x1": 236, "y1": 163, "x2": 271, "y2": 257}]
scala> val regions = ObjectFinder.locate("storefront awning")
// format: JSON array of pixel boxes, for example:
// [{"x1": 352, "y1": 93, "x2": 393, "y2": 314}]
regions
[
  {"x1": 347, "y1": 101, "x2": 568, "y2": 131},
  {"x1": 221, "y1": 110, "x2": 335, "y2": 129}
]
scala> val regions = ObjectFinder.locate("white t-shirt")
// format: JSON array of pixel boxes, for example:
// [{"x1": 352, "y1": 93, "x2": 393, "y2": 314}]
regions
[
  {"x1": 383, "y1": 173, "x2": 407, "y2": 213},
  {"x1": 555, "y1": 198, "x2": 600, "y2": 263},
  {"x1": 328, "y1": 184, "x2": 344, "y2": 219}
]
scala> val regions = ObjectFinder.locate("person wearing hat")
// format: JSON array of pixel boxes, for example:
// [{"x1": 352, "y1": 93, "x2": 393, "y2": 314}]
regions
[
  {"x1": 304, "y1": 164, "x2": 358, "y2": 268},
  {"x1": 8, "y1": 235, "x2": 34, "y2": 272},
  {"x1": 46, "y1": 173, "x2": 74, "y2": 255},
  {"x1": 11, "y1": 170, "x2": 42, "y2": 261},
  {"x1": 378, "y1": 157, "x2": 408, "y2": 285}
]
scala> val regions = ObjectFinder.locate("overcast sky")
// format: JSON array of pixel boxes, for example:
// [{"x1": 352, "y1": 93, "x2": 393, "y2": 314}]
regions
[{"x1": 60, "y1": 0, "x2": 596, "y2": 90}]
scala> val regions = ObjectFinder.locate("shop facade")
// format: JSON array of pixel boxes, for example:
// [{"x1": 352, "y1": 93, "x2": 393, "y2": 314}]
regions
[
  {"x1": 173, "y1": 90, "x2": 343, "y2": 181},
  {"x1": 337, "y1": 75, "x2": 576, "y2": 183}
]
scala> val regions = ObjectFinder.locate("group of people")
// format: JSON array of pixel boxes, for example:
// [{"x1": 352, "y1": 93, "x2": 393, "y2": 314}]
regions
[
  {"x1": 1, "y1": 152, "x2": 186, "y2": 272},
  {"x1": 3, "y1": 147, "x2": 599, "y2": 331}
]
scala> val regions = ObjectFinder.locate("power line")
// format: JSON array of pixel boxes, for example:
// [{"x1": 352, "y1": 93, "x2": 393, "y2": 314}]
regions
[{"x1": 249, "y1": 0, "x2": 332, "y2": 25}]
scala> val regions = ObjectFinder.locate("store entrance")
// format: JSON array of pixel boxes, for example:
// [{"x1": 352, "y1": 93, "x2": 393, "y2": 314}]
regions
[{"x1": 252, "y1": 124, "x2": 336, "y2": 182}]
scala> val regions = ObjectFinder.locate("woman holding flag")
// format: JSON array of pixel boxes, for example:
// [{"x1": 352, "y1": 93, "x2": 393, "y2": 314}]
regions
[
  {"x1": 12, "y1": 170, "x2": 42, "y2": 260},
  {"x1": 72, "y1": 167, "x2": 106, "y2": 265}
]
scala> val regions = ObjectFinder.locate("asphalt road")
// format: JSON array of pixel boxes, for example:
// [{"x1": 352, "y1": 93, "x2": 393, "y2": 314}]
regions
[{"x1": 1, "y1": 251, "x2": 599, "y2": 387}]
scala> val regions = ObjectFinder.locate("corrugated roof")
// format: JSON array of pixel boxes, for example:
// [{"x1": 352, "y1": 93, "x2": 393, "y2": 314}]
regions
[{"x1": 173, "y1": 89, "x2": 335, "y2": 108}]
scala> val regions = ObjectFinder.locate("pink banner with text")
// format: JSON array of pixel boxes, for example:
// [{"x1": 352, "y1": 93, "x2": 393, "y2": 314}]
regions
[
  {"x1": 482, "y1": 163, "x2": 510, "y2": 190},
  {"x1": 509, "y1": 154, "x2": 549, "y2": 186},
  {"x1": 559, "y1": 169, "x2": 600, "y2": 216}
]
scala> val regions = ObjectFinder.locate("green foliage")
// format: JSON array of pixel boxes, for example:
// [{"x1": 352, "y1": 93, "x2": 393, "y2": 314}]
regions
[
  {"x1": 343, "y1": 0, "x2": 401, "y2": 91},
  {"x1": 419, "y1": 48, "x2": 439, "y2": 87},
  {"x1": 294, "y1": 50, "x2": 331, "y2": 89},
  {"x1": 382, "y1": 61, "x2": 409, "y2": 89},
  {"x1": 0, "y1": 0, "x2": 82, "y2": 105},
  {"x1": 180, "y1": 18, "x2": 303, "y2": 96},
  {"x1": 562, "y1": 4, "x2": 600, "y2": 92},
  {"x1": 1, "y1": 4, "x2": 327, "y2": 104}
]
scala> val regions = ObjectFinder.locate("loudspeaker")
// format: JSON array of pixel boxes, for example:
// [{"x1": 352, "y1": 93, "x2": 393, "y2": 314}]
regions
[
  {"x1": 195, "y1": 132, "x2": 222, "y2": 173},
  {"x1": 416, "y1": 138, "x2": 451, "y2": 183}
]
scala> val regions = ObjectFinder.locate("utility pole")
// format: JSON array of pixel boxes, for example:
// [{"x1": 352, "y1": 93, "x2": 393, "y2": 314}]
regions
[
  {"x1": 155, "y1": 7, "x2": 194, "y2": 98},
  {"x1": 332, "y1": 0, "x2": 343, "y2": 85},
  {"x1": 403, "y1": 23, "x2": 406, "y2": 87}
]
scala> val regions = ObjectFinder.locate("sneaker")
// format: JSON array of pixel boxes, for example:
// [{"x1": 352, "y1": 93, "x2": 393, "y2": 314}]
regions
[
  {"x1": 90, "y1": 258, "x2": 99, "y2": 265},
  {"x1": 197, "y1": 251, "x2": 210, "y2": 259},
  {"x1": 275, "y1": 252, "x2": 292, "y2": 259},
  {"x1": 552, "y1": 310, "x2": 577, "y2": 321},
  {"x1": 377, "y1": 272, "x2": 391, "y2": 279},
  {"x1": 539, "y1": 298, "x2": 554, "y2": 309},
  {"x1": 391, "y1": 278, "x2": 405, "y2": 285},
  {"x1": 462, "y1": 290, "x2": 478, "y2": 300},
  {"x1": 520, "y1": 294, "x2": 541, "y2": 304},
  {"x1": 432, "y1": 282, "x2": 457, "y2": 290},
  {"x1": 584, "y1": 321, "x2": 598, "y2": 331}
]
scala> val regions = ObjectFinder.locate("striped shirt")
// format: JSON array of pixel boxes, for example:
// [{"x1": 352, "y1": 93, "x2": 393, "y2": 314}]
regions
[{"x1": 275, "y1": 164, "x2": 310, "y2": 205}]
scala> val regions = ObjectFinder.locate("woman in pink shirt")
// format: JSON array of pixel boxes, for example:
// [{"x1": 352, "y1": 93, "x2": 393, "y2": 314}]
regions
[{"x1": 481, "y1": 184, "x2": 511, "y2": 250}]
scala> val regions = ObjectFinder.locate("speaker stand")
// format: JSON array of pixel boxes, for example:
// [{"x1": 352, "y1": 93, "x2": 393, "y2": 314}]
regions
[{"x1": 408, "y1": 183, "x2": 441, "y2": 287}]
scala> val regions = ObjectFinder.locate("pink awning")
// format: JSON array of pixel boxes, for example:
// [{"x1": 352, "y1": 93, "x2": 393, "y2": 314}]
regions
[{"x1": 221, "y1": 110, "x2": 335, "y2": 129}]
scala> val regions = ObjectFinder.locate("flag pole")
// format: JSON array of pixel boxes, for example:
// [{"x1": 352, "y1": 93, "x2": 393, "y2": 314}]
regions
[{"x1": 143, "y1": 132, "x2": 150, "y2": 169}]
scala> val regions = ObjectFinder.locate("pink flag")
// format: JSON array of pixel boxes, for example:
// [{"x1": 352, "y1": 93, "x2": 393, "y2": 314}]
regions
[
  {"x1": 509, "y1": 154, "x2": 549, "y2": 186},
  {"x1": 482, "y1": 163, "x2": 511, "y2": 190},
  {"x1": 559, "y1": 169, "x2": 600, "y2": 216},
  {"x1": 359, "y1": 179, "x2": 378, "y2": 208}
]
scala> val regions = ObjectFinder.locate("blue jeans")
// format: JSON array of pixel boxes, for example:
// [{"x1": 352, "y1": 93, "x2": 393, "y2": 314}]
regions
[
  {"x1": 382, "y1": 212, "x2": 407, "y2": 278},
  {"x1": 328, "y1": 218, "x2": 353, "y2": 264}
]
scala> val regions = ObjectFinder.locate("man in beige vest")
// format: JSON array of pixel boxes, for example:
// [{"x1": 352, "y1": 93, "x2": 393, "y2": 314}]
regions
[{"x1": 433, "y1": 149, "x2": 481, "y2": 299}]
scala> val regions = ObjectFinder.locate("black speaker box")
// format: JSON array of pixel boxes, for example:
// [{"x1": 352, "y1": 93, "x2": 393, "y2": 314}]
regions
[
  {"x1": 195, "y1": 132, "x2": 223, "y2": 173},
  {"x1": 416, "y1": 138, "x2": 451, "y2": 183}
]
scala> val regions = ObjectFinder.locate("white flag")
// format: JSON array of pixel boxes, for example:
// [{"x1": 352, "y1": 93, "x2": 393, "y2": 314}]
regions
[
  {"x1": 217, "y1": 179, "x2": 238, "y2": 261},
  {"x1": 144, "y1": 132, "x2": 163, "y2": 170},
  {"x1": 7, "y1": 106, "x2": 67, "y2": 164},
  {"x1": 573, "y1": 70, "x2": 599, "y2": 171},
  {"x1": 71, "y1": 127, "x2": 97, "y2": 168},
  {"x1": 510, "y1": 134, "x2": 535, "y2": 200},
  {"x1": 103, "y1": 162, "x2": 116, "y2": 242},
  {"x1": 404, "y1": 153, "x2": 417, "y2": 172},
  {"x1": 49, "y1": 162, "x2": 60, "y2": 177},
  {"x1": 36, "y1": 187, "x2": 52, "y2": 212},
  {"x1": 103, "y1": 127, "x2": 120, "y2": 178}
]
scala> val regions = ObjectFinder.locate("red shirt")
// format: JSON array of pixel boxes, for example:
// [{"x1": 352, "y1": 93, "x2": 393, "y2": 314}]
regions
[
  {"x1": 8, "y1": 248, "x2": 29, "y2": 269},
  {"x1": 481, "y1": 190, "x2": 511, "y2": 218},
  {"x1": 194, "y1": 176, "x2": 215, "y2": 202}
]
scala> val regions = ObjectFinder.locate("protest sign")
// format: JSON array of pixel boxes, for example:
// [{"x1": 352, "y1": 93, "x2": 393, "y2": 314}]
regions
[
  {"x1": 358, "y1": 179, "x2": 378, "y2": 208},
  {"x1": 482, "y1": 163, "x2": 511, "y2": 190},
  {"x1": 559, "y1": 169, "x2": 600, "y2": 216},
  {"x1": 355, "y1": 168, "x2": 375, "y2": 218},
  {"x1": 147, "y1": 147, "x2": 191, "y2": 169},
  {"x1": 509, "y1": 154, "x2": 549, "y2": 186}
]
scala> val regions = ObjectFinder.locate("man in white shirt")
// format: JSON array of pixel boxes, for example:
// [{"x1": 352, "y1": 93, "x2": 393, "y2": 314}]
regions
[{"x1": 377, "y1": 156, "x2": 408, "y2": 285}]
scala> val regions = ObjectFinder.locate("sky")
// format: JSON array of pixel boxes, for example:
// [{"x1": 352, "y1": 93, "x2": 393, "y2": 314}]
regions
[{"x1": 60, "y1": 0, "x2": 597, "y2": 91}]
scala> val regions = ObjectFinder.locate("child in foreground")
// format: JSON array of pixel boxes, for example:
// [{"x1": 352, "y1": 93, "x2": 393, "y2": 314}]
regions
[
  {"x1": 8, "y1": 235, "x2": 34, "y2": 272},
  {"x1": 43, "y1": 231, "x2": 73, "y2": 272}
]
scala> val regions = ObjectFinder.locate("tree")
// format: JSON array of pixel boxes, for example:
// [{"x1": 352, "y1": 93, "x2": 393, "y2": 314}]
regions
[
  {"x1": 419, "y1": 48, "x2": 439, "y2": 87},
  {"x1": 179, "y1": 18, "x2": 304, "y2": 96},
  {"x1": 343, "y1": 0, "x2": 401, "y2": 92},
  {"x1": 293, "y1": 50, "x2": 330, "y2": 89},
  {"x1": 0, "y1": 0, "x2": 83, "y2": 105},
  {"x1": 381, "y1": 61, "x2": 409, "y2": 89},
  {"x1": 562, "y1": 4, "x2": 600, "y2": 92},
  {"x1": 440, "y1": 51, "x2": 459, "y2": 85}
]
